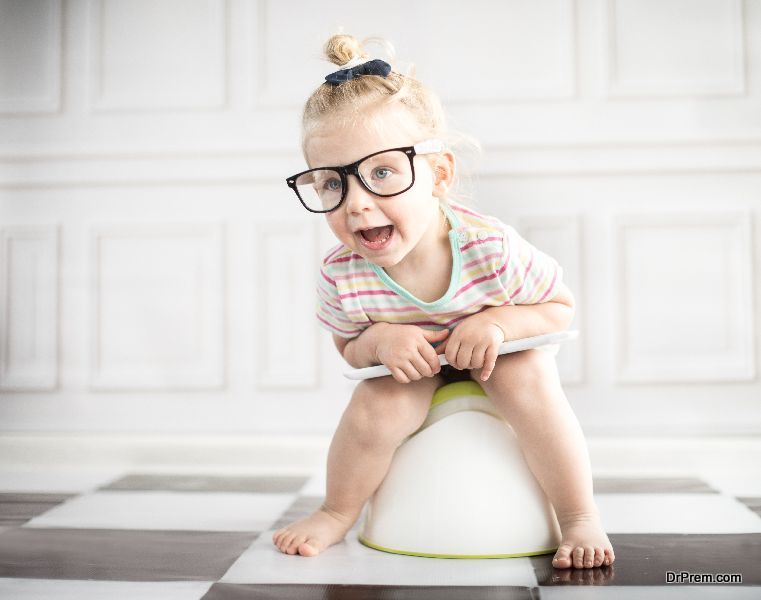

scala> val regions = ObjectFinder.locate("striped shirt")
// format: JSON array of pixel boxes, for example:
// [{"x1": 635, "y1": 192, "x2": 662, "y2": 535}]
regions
[{"x1": 316, "y1": 200, "x2": 563, "y2": 339}]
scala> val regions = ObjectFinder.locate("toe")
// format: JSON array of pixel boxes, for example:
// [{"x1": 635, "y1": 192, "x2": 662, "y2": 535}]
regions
[
  {"x1": 274, "y1": 532, "x2": 286, "y2": 551},
  {"x1": 583, "y1": 545, "x2": 595, "y2": 568},
  {"x1": 552, "y1": 544, "x2": 573, "y2": 569},
  {"x1": 593, "y1": 547, "x2": 605, "y2": 567},
  {"x1": 286, "y1": 537, "x2": 302, "y2": 554},
  {"x1": 290, "y1": 534, "x2": 308, "y2": 554},
  {"x1": 572, "y1": 546, "x2": 585, "y2": 568},
  {"x1": 603, "y1": 548, "x2": 613, "y2": 566},
  {"x1": 299, "y1": 539, "x2": 320, "y2": 557},
  {"x1": 281, "y1": 532, "x2": 297, "y2": 552}
]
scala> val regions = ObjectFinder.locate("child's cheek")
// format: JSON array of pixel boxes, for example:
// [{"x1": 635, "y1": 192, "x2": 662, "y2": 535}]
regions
[{"x1": 325, "y1": 215, "x2": 348, "y2": 242}]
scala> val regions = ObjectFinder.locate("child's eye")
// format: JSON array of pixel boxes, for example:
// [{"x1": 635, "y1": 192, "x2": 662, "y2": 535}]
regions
[
  {"x1": 323, "y1": 178, "x2": 342, "y2": 192},
  {"x1": 373, "y1": 167, "x2": 392, "y2": 180}
]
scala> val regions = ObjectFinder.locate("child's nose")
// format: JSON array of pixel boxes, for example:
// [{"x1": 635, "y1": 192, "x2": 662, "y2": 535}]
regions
[{"x1": 344, "y1": 174, "x2": 377, "y2": 215}]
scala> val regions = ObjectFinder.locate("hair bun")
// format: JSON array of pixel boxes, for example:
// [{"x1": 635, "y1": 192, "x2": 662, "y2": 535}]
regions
[{"x1": 324, "y1": 34, "x2": 368, "y2": 66}]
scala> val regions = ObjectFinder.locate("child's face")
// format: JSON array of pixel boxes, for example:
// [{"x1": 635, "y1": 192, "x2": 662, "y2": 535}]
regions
[{"x1": 305, "y1": 105, "x2": 447, "y2": 269}]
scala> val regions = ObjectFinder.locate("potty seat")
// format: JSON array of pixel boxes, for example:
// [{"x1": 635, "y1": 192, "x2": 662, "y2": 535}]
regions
[{"x1": 358, "y1": 381, "x2": 562, "y2": 558}]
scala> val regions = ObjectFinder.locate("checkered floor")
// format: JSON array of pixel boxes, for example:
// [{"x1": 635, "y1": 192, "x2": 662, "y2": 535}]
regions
[{"x1": 0, "y1": 468, "x2": 760, "y2": 599}]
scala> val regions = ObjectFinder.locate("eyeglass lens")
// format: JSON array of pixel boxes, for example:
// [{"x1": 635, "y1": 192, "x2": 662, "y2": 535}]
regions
[{"x1": 294, "y1": 149, "x2": 413, "y2": 212}]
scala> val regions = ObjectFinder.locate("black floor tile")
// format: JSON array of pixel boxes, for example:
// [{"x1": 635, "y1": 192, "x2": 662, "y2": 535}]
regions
[
  {"x1": 0, "y1": 527, "x2": 258, "y2": 581},
  {"x1": 531, "y1": 533, "x2": 761, "y2": 586},
  {"x1": 0, "y1": 493, "x2": 76, "y2": 526},
  {"x1": 203, "y1": 584, "x2": 540, "y2": 600},
  {"x1": 101, "y1": 474, "x2": 309, "y2": 493}
]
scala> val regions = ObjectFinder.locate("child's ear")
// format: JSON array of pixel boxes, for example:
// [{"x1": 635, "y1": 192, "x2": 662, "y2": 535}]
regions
[{"x1": 432, "y1": 150, "x2": 456, "y2": 197}]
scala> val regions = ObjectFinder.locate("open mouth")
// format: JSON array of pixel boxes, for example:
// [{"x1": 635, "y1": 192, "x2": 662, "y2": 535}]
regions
[{"x1": 357, "y1": 225, "x2": 394, "y2": 251}]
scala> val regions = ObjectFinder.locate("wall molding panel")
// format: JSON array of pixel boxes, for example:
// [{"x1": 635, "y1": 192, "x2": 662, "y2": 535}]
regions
[
  {"x1": 86, "y1": 0, "x2": 227, "y2": 112},
  {"x1": 255, "y1": 220, "x2": 319, "y2": 390},
  {"x1": 0, "y1": 0, "x2": 61, "y2": 114},
  {"x1": 614, "y1": 211, "x2": 754, "y2": 383},
  {"x1": 516, "y1": 214, "x2": 584, "y2": 384},
  {"x1": 426, "y1": 0, "x2": 577, "y2": 103},
  {"x1": 89, "y1": 222, "x2": 226, "y2": 391},
  {"x1": 603, "y1": 0, "x2": 745, "y2": 98},
  {"x1": 0, "y1": 224, "x2": 59, "y2": 391}
]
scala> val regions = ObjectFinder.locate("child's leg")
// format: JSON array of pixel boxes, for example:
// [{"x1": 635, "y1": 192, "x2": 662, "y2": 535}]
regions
[
  {"x1": 272, "y1": 374, "x2": 443, "y2": 556},
  {"x1": 471, "y1": 349, "x2": 615, "y2": 569}
]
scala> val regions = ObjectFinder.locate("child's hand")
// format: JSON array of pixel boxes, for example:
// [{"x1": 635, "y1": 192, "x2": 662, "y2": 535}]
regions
[
  {"x1": 374, "y1": 325, "x2": 450, "y2": 384},
  {"x1": 436, "y1": 312, "x2": 505, "y2": 381}
]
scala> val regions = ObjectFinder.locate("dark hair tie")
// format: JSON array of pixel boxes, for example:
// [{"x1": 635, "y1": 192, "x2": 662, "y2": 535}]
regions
[{"x1": 325, "y1": 58, "x2": 392, "y2": 85}]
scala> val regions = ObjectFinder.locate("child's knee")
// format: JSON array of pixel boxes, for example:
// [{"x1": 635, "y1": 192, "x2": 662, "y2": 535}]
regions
[
  {"x1": 482, "y1": 349, "x2": 553, "y2": 391},
  {"x1": 348, "y1": 377, "x2": 436, "y2": 440}
]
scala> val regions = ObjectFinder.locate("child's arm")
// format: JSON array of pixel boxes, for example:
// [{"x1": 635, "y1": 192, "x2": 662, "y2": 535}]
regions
[
  {"x1": 333, "y1": 324, "x2": 450, "y2": 382},
  {"x1": 437, "y1": 283, "x2": 575, "y2": 379},
  {"x1": 332, "y1": 323, "x2": 391, "y2": 369},
  {"x1": 483, "y1": 283, "x2": 575, "y2": 341}
]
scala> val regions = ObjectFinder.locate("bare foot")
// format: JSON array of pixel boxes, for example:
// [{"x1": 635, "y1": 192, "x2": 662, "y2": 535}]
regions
[
  {"x1": 552, "y1": 512, "x2": 615, "y2": 569},
  {"x1": 272, "y1": 505, "x2": 356, "y2": 557}
]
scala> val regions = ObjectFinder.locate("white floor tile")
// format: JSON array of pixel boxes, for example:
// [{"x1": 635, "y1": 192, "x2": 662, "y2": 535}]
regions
[
  {"x1": 220, "y1": 527, "x2": 538, "y2": 586},
  {"x1": 0, "y1": 579, "x2": 213, "y2": 600},
  {"x1": 0, "y1": 468, "x2": 127, "y2": 493},
  {"x1": 25, "y1": 491, "x2": 295, "y2": 532},
  {"x1": 596, "y1": 494, "x2": 761, "y2": 533}
]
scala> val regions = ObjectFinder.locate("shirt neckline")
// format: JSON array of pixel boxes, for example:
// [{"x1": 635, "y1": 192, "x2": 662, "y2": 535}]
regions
[{"x1": 369, "y1": 201, "x2": 462, "y2": 310}]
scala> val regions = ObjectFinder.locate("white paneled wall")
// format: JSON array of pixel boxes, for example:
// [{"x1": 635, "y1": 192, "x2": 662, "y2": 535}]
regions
[
  {"x1": 87, "y1": 0, "x2": 227, "y2": 111},
  {"x1": 614, "y1": 213, "x2": 754, "y2": 384},
  {"x1": 0, "y1": 0, "x2": 61, "y2": 113},
  {"x1": 0, "y1": 0, "x2": 760, "y2": 439},
  {"x1": 89, "y1": 222, "x2": 225, "y2": 390},
  {"x1": 0, "y1": 225, "x2": 59, "y2": 390}
]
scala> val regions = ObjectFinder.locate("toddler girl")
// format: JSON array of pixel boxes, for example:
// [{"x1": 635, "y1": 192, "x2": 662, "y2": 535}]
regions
[{"x1": 272, "y1": 34, "x2": 615, "y2": 570}]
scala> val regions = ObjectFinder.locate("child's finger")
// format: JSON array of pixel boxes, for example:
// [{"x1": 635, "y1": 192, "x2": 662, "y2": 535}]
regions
[
  {"x1": 469, "y1": 346, "x2": 487, "y2": 371},
  {"x1": 411, "y1": 354, "x2": 434, "y2": 378},
  {"x1": 456, "y1": 344, "x2": 474, "y2": 371},
  {"x1": 435, "y1": 338, "x2": 448, "y2": 354},
  {"x1": 400, "y1": 362, "x2": 423, "y2": 382},
  {"x1": 420, "y1": 346, "x2": 442, "y2": 374},
  {"x1": 421, "y1": 328, "x2": 450, "y2": 343},
  {"x1": 445, "y1": 340, "x2": 461, "y2": 369},
  {"x1": 480, "y1": 344, "x2": 500, "y2": 381},
  {"x1": 390, "y1": 367, "x2": 409, "y2": 384}
]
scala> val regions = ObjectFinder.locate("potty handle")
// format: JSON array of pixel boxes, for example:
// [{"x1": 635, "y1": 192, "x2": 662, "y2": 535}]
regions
[{"x1": 344, "y1": 330, "x2": 578, "y2": 380}]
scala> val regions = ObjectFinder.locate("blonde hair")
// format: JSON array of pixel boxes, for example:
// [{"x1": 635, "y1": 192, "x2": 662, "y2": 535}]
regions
[{"x1": 301, "y1": 33, "x2": 481, "y2": 206}]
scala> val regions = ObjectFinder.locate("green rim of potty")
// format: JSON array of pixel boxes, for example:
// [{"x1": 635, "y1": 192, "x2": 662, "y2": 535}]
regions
[
  {"x1": 430, "y1": 381, "x2": 487, "y2": 408},
  {"x1": 358, "y1": 534, "x2": 558, "y2": 559}
]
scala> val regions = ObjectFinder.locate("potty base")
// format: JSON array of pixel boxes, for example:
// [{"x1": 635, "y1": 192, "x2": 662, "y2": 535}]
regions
[
  {"x1": 358, "y1": 534, "x2": 558, "y2": 560},
  {"x1": 358, "y1": 382, "x2": 562, "y2": 558}
]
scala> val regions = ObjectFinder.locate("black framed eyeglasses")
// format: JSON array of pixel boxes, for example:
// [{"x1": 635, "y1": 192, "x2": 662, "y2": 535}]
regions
[{"x1": 286, "y1": 139, "x2": 443, "y2": 213}]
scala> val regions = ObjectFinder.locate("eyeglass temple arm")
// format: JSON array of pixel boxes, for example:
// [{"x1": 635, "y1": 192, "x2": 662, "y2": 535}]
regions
[{"x1": 413, "y1": 139, "x2": 443, "y2": 155}]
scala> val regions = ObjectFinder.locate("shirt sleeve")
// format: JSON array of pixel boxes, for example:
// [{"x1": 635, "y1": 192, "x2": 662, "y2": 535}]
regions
[
  {"x1": 500, "y1": 225, "x2": 563, "y2": 305},
  {"x1": 316, "y1": 263, "x2": 364, "y2": 339}
]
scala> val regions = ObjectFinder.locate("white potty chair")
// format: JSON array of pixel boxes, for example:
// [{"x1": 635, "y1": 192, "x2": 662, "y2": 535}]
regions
[{"x1": 358, "y1": 380, "x2": 561, "y2": 558}]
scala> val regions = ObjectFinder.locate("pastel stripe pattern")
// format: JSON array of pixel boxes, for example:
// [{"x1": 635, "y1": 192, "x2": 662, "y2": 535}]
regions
[{"x1": 315, "y1": 200, "x2": 563, "y2": 338}]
